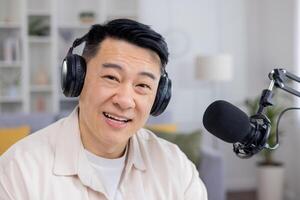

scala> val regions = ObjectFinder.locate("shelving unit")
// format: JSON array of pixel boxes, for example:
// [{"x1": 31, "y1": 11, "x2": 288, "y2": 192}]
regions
[
  {"x1": 0, "y1": 0, "x2": 139, "y2": 114},
  {"x1": 0, "y1": 0, "x2": 23, "y2": 113},
  {"x1": 25, "y1": 0, "x2": 56, "y2": 113}
]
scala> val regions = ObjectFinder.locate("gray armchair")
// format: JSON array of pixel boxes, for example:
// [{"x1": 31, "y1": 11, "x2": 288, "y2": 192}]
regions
[{"x1": 199, "y1": 148, "x2": 225, "y2": 200}]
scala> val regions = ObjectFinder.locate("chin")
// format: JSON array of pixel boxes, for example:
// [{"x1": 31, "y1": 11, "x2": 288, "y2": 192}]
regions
[{"x1": 104, "y1": 133, "x2": 130, "y2": 146}]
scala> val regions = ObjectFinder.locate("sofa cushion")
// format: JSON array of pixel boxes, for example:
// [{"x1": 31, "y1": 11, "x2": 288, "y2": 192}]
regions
[
  {"x1": 152, "y1": 129, "x2": 202, "y2": 166},
  {"x1": 145, "y1": 124, "x2": 177, "y2": 133},
  {"x1": 0, "y1": 126, "x2": 30, "y2": 155}
]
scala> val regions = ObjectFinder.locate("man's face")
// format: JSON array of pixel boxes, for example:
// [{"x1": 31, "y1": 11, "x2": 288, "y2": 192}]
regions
[{"x1": 79, "y1": 38, "x2": 161, "y2": 153}]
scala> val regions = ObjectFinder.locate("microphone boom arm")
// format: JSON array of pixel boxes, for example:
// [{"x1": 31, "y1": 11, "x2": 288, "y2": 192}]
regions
[
  {"x1": 257, "y1": 68, "x2": 300, "y2": 115},
  {"x1": 234, "y1": 68, "x2": 300, "y2": 158},
  {"x1": 269, "y1": 68, "x2": 300, "y2": 97}
]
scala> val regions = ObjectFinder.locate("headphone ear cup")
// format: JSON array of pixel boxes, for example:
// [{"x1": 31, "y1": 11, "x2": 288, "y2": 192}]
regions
[
  {"x1": 150, "y1": 75, "x2": 172, "y2": 116},
  {"x1": 61, "y1": 54, "x2": 86, "y2": 97}
]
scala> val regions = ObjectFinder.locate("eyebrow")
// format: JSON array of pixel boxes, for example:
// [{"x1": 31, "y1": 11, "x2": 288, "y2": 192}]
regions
[{"x1": 102, "y1": 63, "x2": 157, "y2": 80}]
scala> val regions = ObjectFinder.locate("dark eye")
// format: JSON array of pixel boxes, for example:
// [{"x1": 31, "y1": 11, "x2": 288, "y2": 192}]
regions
[
  {"x1": 103, "y1": 75, "x2": 119, "y2": 82},
  {"x1": 137, "y1": 83, "x2": 151, "y2": 90}
]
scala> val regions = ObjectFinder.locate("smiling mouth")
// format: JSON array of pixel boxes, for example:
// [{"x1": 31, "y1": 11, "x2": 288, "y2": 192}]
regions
[{"x1": 103, "y1": 112, "x2": 132, "y2": 123}]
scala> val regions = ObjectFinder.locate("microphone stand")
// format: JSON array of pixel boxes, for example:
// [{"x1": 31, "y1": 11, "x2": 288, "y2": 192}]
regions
[{"x1": 234, "y1": 68, "x2": 300, "y2": 158}]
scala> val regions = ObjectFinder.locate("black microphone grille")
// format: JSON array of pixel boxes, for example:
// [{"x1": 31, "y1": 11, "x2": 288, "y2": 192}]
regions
[{"x1": 202, "y1": 100, "x2": 252, "y2": 143}]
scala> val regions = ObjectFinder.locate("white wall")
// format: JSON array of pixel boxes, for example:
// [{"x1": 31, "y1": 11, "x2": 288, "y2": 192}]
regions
[
  {"x1": 140, "y1": 0, "x2": 300, "y2": 197},
  {"x1": 247, "y1": 0, "x2": 299, "y2": 198}
]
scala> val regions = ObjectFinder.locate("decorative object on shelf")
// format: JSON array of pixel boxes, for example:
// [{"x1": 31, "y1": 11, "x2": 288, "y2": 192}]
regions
[
  {"x1": 3, "y1": 37, "x2": 21, "y2": 63},
  {"x1": 6, "y1": 84, "x2": 19, "y2": 98},
  {"x1": 79, "y1": 11, "x2": 95, "y2": 24},
  {"x1": 34, "y1": 68, "x2": 50, "y2": 85},
  {"x1": 35, "y1": 95, "x2": 46, "y2": 112},
  {"x1": 8, "y1": 70, "x2": 20, "y2": 98},
  {"x1": 28, "y1": 15, "x2": 50, "y2": 36},
  {"x1": 0, "y1": 69, "x2": 20, "y2": 97}
]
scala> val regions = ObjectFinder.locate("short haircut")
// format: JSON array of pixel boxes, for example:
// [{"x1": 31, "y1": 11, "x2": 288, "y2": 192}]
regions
[{"x1": 82, "y1": 18, "x2": 169, "y2": 71}]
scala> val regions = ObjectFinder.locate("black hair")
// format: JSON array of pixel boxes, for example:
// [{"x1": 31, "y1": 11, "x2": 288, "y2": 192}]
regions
[{"x1": 82, "y1": 18, "x2": 169, "y2": 70}]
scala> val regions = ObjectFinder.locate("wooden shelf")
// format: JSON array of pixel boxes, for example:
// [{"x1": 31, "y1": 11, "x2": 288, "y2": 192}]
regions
[
  {"x1": 27, "y1": 10, "x2": 51, "y2": 16},
  {"x1": 58, "y1": 24, "x2": 91, "y2": 30},
  {"x1": 0, "y1": 61, "x2": 22, "y2": 68},
  {"x1": 0, "y1": 96, "x2": 22, "y2": 103},
  {"x1": 28, "y1": 36, "x2": 51, "y2": 44},
  {"x1": 30, "y1": 85, "x2": 52, "y2": 92},
  {"x1": 0, "y1": 22, "x2": 21, "y2": 29}
]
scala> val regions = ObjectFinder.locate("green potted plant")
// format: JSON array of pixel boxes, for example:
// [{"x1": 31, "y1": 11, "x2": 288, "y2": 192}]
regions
[
  {"x1": 28, "y1": 15, "x2": 50, "y2": 36},
  {"x1": 245, "y1": 94, "x2": 285, "y2": 200}
]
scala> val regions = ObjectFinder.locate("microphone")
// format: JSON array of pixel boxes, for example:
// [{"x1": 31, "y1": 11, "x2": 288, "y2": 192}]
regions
[
  {"x1": 201, "y1": 69, "x2": 300, "y2": 158},
  {"x1": 203, "y1": 100, "x2": 272, "y2": 158}
]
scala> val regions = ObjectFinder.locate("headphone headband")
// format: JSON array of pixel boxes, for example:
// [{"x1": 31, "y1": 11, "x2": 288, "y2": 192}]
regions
[{"x1": 67, "y1": 33, "x2": 88, "y2": 55}]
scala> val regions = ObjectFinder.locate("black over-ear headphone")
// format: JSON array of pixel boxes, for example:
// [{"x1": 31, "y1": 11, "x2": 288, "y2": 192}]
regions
[
  {"x1": 61, "y1": 34, "x2": 172, "y2": 116},
  {"x1": 61, "y1": 34, "x2": 88, "y2": 98}
]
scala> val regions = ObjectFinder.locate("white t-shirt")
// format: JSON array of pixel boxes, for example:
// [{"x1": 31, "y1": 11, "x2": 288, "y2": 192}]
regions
[{"x1": 84, "y1": 149, "x2": 126, "y2": 200}]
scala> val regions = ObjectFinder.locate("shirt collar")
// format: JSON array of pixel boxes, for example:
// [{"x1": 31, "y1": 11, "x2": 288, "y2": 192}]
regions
[{"x1": 125, "y1": 131, "x2": 146, "y2": 172}]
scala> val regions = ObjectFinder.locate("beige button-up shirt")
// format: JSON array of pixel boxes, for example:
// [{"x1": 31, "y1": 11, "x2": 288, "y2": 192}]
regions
[{"x1": 0, "y1": 108, "x2": 207, "y2": 200}]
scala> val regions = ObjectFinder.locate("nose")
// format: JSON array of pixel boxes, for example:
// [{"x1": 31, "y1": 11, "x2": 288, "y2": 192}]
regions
[{"x1": 112, "y1": 84, "x2": 136, "y2": 110}]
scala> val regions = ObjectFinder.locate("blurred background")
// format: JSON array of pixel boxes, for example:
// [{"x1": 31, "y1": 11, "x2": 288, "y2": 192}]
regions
[{"x1": 0, "y1": 0, "x2": 300, "y2": 199}]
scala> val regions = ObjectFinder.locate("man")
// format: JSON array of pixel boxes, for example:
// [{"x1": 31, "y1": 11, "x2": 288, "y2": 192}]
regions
[{"x1": 0, "y1": 19, "x2": 207, "y2": 199}]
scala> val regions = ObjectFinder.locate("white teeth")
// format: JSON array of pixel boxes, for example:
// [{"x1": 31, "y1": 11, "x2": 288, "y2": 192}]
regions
[{"x1": 104, "y1": 112, "x2": 130, "y2": 122}]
